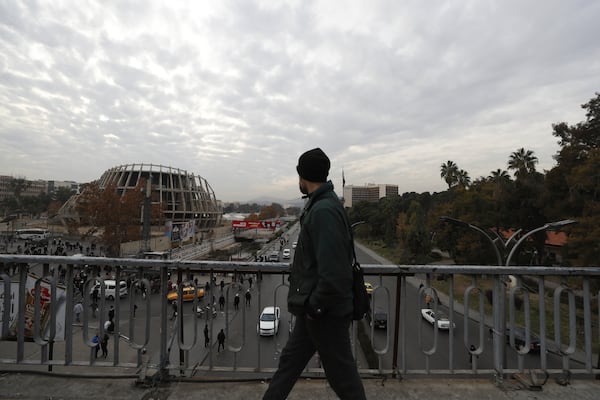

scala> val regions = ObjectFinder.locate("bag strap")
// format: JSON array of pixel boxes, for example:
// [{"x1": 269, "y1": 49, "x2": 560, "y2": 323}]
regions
[{"x1": 337, "y1": 207, "x2": 360, "y2": 268}]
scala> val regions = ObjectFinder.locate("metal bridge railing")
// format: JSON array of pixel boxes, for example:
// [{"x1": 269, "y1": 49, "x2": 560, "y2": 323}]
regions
[{"x1": 1, "y1": 254, "x2": 599, "y2": 385}]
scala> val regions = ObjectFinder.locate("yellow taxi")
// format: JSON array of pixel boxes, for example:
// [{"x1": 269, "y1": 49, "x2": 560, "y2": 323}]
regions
[{"x1": 166, "y1": 286, "x2": 205, "y2": 302}]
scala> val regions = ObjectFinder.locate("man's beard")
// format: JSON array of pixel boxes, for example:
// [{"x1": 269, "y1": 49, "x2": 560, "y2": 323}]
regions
[{"x1": 299, "y1": 181, "x2": 308, "y2": 195}]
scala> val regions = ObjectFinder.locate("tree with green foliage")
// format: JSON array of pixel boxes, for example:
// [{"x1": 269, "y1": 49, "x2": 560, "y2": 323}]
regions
[
  {"x1": 396, "y1": 201, "x2": 431, "y2": 262},
  {"x1": 547, "y1": 92, "x2": 600, "y2": 266},
  {"x1": 440, "y1": 160, "x2": 459, "y2": 188},
  {"x1": 53, "y1": 187, "x2": 76, "y2": 204},
  {"x1": 456, "y1": 169, "x2": 471, "y2": 189},
  {"x1": 508, "y1": 147, "x2": 538, "y2": 179}
]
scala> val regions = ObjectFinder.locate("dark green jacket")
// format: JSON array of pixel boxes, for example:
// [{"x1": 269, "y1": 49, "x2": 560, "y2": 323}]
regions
[{"x1": 288, "y1": 181, "x2": 353, "y2": 319}]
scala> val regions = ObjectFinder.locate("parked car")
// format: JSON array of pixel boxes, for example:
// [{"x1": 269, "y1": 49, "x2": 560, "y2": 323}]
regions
[
  {"x1": 196, "y1": 304, "x2": 217, "y2": 319},
  {"x1": 421, "y1": 308, "x2": 455, "y2": 330},
  {"x1": 292, "y1": 241, "x2": 297, "y2": 248},
  {"x1": 90, "y1": 280, "x2": 128, "y2": 301},
  {"x1": 166, "y1": 286, "x2": 204, "y2": 302},
  {"x1": 372, "y1": 310, "x2": 388, "y2": 329},
  {"x1": 505, "y1": 326, "x2": 541, "y2": 352},
  {"x1": 282, "y1": 249, "x2": 291, "y2": 259},
  {"x1": 257, "y1": 306, "x2": 281, "y2": 336}
]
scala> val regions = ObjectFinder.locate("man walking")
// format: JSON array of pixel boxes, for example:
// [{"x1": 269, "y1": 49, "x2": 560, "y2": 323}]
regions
[
  {"x1": 92, "y1": 333, "x2": 100, "y2": 358},
  {"x1": 217, "y1": 329, "x2": 226, "y2": 352},
  {"x1": 204, "y1": 324, "x2": 210, "y2": 348},
  {"x1": 245, "y1": 290, "x2": 251, "y2": 307},
  {"x1": 234, "y1": 292, "x2": 240, "y2": 310},
  {"x1": 100, "y1": 332, "x2": 109, "y2": 358},
  {"x1": 262, "y1": 148, "x2": 366, "y2": 400},
  {"x1": 73, "y1": 302, "x2": 83, "y2": 323},
  {"x1": 219, "y1": 294, "x2": 225, "y2": 310}
]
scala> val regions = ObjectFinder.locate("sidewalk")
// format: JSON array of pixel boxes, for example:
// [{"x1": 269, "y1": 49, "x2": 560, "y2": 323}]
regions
[{"x1": 1, "y1": 370, "x2": 599, "y2": 400}]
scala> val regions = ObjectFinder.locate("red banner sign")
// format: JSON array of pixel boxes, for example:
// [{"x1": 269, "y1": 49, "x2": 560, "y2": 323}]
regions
[{"x1": 232, "y1": 220, "x2": 281, "y2": 230}]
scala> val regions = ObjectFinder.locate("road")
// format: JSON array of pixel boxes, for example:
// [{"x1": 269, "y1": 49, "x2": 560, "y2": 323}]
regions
[
  {"x1": 143, "y1": 230, "x2": 572, "y2": 375},
  {"x1": 354, "y1": 245, "x2": 571, "y2": 372}
]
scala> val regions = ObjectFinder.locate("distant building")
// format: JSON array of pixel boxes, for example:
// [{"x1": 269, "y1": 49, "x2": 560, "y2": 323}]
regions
[
  {"x1": 0, "y1": 175, "x2": 48, "y2": 203},
  {"x1": 342, "y1": 183, "x2": 399, "y2": 208},
  {"x1": 47, "y1": 180, "x2": 81, "y2": 194},
  {"x1": 59, "y1": 163, "x2": 222, "y2": 228}
]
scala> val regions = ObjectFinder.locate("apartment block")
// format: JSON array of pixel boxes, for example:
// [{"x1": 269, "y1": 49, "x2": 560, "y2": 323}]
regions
[{"x1": 342, "y1": 183, "x2": 399, "y2": 208}]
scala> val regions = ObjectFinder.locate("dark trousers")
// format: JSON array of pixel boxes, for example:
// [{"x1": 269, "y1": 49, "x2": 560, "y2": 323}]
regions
[{"x1": 262, "y1": 315, "x2": 366, "y2": 400}]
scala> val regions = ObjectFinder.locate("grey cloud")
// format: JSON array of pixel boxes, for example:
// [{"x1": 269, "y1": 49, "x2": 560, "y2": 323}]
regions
[{"x1": 1, "y1": 1, "x2": 599, "y2": 201}]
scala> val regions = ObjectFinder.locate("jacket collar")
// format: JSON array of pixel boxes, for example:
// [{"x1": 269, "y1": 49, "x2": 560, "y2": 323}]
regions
[{"x1": 303, "y1": 180, "x2": 334, "y2": 212}]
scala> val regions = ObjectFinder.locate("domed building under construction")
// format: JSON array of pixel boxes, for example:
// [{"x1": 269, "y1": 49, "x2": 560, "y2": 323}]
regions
[{"x1": 60, "y1": 163, "x2": 222, "y2": 229}]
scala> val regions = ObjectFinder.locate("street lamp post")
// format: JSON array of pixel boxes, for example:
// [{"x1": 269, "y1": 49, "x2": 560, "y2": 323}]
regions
[
  {"x1": 440, "y1": 216, "x2": 503, "y2": 266},
  {"x1": 440, "y1": 216, "x2": 576, "y2": 384},
  {"x1": 440, "y1": 216, "x2": 507, "y2": 383},
  {"x1": 505, "y1": 219, "x2": 576, "y2": 266}
]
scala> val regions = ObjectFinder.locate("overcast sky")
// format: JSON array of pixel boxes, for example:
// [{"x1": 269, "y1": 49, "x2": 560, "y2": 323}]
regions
[{"x1": 1, "y1": 1, "x2": 599, "y2": 203}]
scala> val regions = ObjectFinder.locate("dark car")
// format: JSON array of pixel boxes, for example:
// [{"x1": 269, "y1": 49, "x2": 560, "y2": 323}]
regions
[
  {"x1": 372, "y1": 310, "x2": 388, "y2": 329},
  {"x1": 505, "y1": 326, "x2": 541, "y2": 353}
]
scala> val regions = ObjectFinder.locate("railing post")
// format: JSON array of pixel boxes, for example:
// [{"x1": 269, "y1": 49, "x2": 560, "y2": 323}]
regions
[
  {"x1": 492, "y1": 275, "x2": 505, "y2": 385},
  {"x1": 391, "y1": 272, "x2": 401, "y2": 377},
  {"x1": 158, "y1": 263, "x2": 169, "y2": 379}
]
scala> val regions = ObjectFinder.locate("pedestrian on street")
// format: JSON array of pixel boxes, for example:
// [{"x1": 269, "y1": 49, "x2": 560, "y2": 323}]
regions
[
  {"x1": 91, "y1": 287, "x2": 99, "y2": 304},
  {"x1": 262, "y1": 148, "x2": 366, "y2": 400},
  {"x1": 104, "y1": 319, "x2": 114, "y2": 334},
  {"x1": 108, "y1": 305, "x2": 115, "y2": 322},
  {"x1": 100, "y1": 332, "x2": 109, "y2": 358},
  {"x1": 92, "y1": 333, "x2": 100, "y2": 358},
  {"x1": 245, "y1": 290, "x2": 251, "y2": 307},
  {"x1": 469, "y1": 344, "x2": 478, "y2": 365},
  {"x1": 73, "y1": 302, "x2": 83, "y2": 323},
  {"x1": 219, "y1": 294, "x2": 225, "y2": 310},
  {"x1": 204, "y1": 324, "x2": 210, "y2": 348},
  {"x1": 234, "y1": 293, "x2": 240, "y2": 310},
  {"x1": 170, "y1": 301, "x2": 178, "y2": 320},
  {"x1": 217, "y1": 329, "x2": 225, "y2": 352}
]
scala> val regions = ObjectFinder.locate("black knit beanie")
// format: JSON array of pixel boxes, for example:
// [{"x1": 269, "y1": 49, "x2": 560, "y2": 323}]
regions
[{"x1": 296, "y1": 148, "x2": 330, "y2": 182}]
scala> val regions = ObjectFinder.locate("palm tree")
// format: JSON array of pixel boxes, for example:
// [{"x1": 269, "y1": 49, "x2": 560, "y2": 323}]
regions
[
  {"x1": 489, "y1": 168, "x2": 510, "y2": 188},
  {"x1": 440, "y1": 160, "x2": 459, "y2": 188},
  {"x1": 489, "y1": 169, "x2": 511, "y2": 181},
  {"x1": 508, "y1": 148, "x2": 538, "y2": 178},
  {"x1": 457, "y1": 169, "x2": 471, "y2": 188}
]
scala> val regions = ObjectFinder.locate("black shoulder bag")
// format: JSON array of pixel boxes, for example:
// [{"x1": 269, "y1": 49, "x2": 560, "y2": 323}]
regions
[{"x1": 349, "y1": 226, "x2": 370, "y2": 321}]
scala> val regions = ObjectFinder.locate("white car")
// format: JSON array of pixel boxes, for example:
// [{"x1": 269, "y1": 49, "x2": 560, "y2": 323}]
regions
[
  {"x1": 282, "y1": 249, "x2": 291, "y2": 259},
  {"x1": 257, "y1": 306, "x2": 281, "y2": 336},
  {"x1": 421, "y1": 308, "x2": 455, "y2": 330},
  {"x1": 90, "y1": 280, "x2": 128, "y2": 301}
]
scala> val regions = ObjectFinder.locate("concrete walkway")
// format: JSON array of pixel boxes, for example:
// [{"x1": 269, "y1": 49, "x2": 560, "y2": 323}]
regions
[{"x1": 1, "y1": 371, "x2": 599, "y2": 400}]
